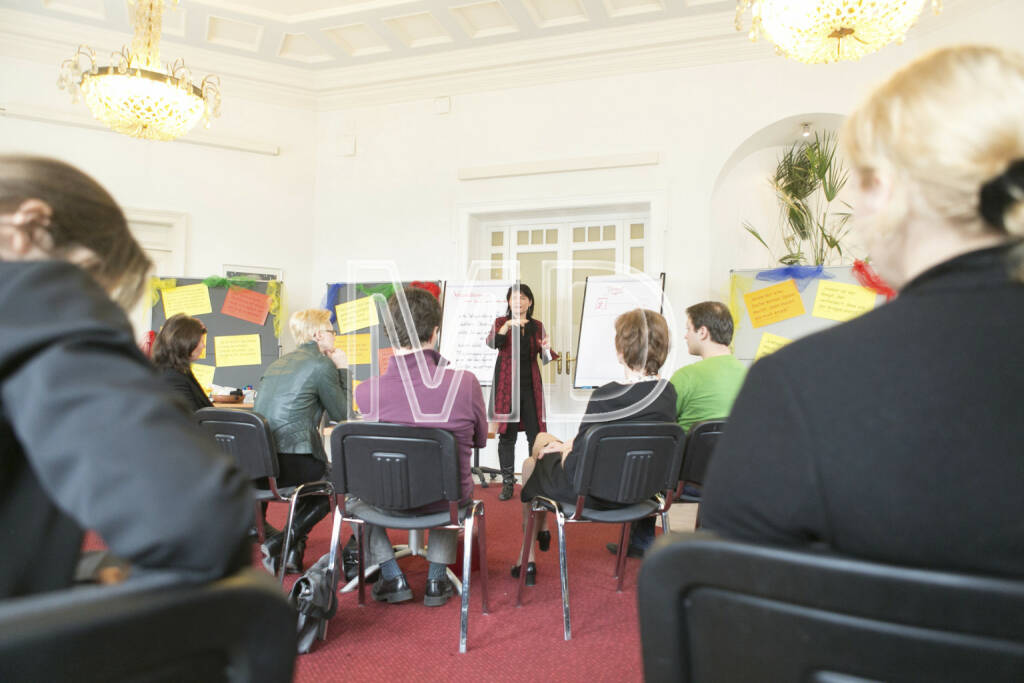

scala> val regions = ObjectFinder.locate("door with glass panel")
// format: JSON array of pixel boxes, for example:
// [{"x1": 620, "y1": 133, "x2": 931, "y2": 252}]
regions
[{"x1": 482, "y1": 217, "x2": 649, "y2": 467}]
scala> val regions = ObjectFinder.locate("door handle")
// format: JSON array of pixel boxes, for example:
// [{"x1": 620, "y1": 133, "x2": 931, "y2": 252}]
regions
[
  {"x1": 556, "y1": 354, "x2": 563, "y2": 375},
  {"x1": 564, "y1": 351, "x2": 573, "y2": 377}
]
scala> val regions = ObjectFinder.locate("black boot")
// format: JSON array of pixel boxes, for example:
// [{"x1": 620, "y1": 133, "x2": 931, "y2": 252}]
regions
[
  {"x1": 498, "y1": 433, "x2": 516, "y2": 501},
  {"x1": 261, "y1": 496, "x2": 330, "y2": 575}
]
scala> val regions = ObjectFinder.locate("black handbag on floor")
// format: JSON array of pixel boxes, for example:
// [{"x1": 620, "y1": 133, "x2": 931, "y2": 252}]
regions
[{"x1": 287, "y1": 552, "x2": 337, "y2": 654}]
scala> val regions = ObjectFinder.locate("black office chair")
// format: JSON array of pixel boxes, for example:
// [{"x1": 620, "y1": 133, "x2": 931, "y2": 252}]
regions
[
  {"x1": 327, "y1": 422, "x2": 489, "y2": 654},
  {"x1": 675, "y1": 420, "x2": 725, "y2": 527},
  {"x1": 517, "y1": 422, "x2": 684, "y2": 640},
  {"x1": 195, "y1": 408, "x2": 335, "y2": 584},
  {"x1": 638, "y1": 534, "x2": 1024, "y2": 682},
  {"x1": 0, "y1": 568, "x2": 296, "y2": 683}
]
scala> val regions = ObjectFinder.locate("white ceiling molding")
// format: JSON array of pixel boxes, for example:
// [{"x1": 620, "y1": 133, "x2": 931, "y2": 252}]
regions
[
  {"x1": 0, "y1": 103, "x2": 282, "y2": 156},
  {"x1": 458, "y1": 152, "x2": 660, "y2": 180},
  {"x1": 0, "y1": 0, "x2": 997, "y2": 112}
]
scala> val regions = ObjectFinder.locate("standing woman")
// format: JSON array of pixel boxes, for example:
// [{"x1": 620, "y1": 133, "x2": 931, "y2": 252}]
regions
[
  {"x1": 152, "y1": 313, "x2": 213, "y2": 412},
  {"x1": 486, "y1": 283, "x2": 558, "y2": 501}
]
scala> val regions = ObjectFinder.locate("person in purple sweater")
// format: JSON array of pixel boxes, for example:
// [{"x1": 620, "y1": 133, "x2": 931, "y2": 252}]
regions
[{"x1": 354, "y1": 287, "x2": 489, "y2": 606}]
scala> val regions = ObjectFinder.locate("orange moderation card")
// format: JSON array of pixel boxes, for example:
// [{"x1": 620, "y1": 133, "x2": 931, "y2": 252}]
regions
[
  {"x1": 379, "y1": 347, "x2": 395, "y2": 374},
  {"x1": 743, "y1": 279, "x2": 806, "y2": 328},
  {"x1": 221, "y1": 286, "x2": 271, "y2": 326}
]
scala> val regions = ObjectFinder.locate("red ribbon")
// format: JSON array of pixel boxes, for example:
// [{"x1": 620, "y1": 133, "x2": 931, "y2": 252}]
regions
[
  {"x1": 410, "y1": 281, "x2": 441, "y2": 299},
  {"x1": 852, "y1": 260, "x2": 896, "y2": 301}
]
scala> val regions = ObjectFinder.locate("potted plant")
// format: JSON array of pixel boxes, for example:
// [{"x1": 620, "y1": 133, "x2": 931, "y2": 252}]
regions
[{"x1": 743, "y1": 131, "x2": 854, "y2": 265}]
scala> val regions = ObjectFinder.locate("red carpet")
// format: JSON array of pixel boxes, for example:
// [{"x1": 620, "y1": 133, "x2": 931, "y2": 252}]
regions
[
  {"x1": 275, "y1": 482, "x2": 647, "y2": 683},
  {"x1": 84, "y1": 481, "x2": 649, "y2": 681}
]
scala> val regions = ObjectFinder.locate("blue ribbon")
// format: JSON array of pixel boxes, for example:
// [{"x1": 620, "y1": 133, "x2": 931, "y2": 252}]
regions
[
  {"x1": 325, "y1": 283, "x2": 344, "y2": 324},
  {"x1": 755, "y1": 265, "x2": 832, "y2": 292}
]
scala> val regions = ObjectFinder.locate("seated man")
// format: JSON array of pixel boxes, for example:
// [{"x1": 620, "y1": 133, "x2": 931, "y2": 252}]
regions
[
  {"x1": 354, "y1": 287, "x2": 488, "y2": 606},
  {"x1": 610, "y1": 301, "x2": 747, "y2": 558}
]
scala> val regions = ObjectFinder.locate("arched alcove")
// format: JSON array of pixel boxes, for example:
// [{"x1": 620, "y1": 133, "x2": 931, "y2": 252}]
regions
[{"x1": 707, "y1": 113, "x2": 848, "y2": 300}]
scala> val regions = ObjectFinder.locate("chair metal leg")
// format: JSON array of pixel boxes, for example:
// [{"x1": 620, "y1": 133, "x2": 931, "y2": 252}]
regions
[
  {"x1": 516, "y1": 507, "x2": 538, "y2": 607},
  {"x1": 279, "y1": 496, "x2": 301, "y2": 586},
  {"x1": 613, "y1": 523, "x2": 628, "y2": 579},
  {"x1": 253, "y1": 502, "x2": 266, "y2": 544},
  {"x1": 615, "y1": 524, "x2": 629, "y2": 592},
  {"x1": 555, "y1": 508, "x2": 571, "y2": 640},
  {"x1": 326, "y1": 505, "x2": 344, "y2": 597},
  {"x1": 458, "y1": 505, "x2": 477, "y2": 654},
  {"x1": 356, "y1": 522, "x2": 366, "y2": 605},
  {"x1": 661, "y1": 510, "x2": 671, "y2": 534},
  {"x1": 476, "y1": 505, "x2": 489, "y2": 615}
]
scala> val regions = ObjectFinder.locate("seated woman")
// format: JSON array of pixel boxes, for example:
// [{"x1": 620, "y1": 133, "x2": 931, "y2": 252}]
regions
[
  {"x1": 513, "y1": 308, "x2": 677, "y2": 584},
  {"x1": 254, "y1": 308, "x2": 349, "y2": 574},
  {"x1": 152, "y1": 313, "x2": 213, "y2": 412},
  {"x1": 0, "y1": 155, "x2": 251, "y2": 597},
  {"x1": 702, "y1": 46, "x2": 1024, "y2": 577}
]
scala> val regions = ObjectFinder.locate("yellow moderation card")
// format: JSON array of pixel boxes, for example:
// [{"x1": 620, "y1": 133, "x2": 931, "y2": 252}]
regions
[
  {"x1": 743, "y1": 280, "x2": 806, "y2": 328},
  {"x1": 754, "y1": 332, "x2": 792, "y2": 360},
  {"x1": 335, "y1": 297, "x2": 379, "y2": 334},
  {"x1": 161, "y1": 283, "x2": 212, "y2": 318},
  {"x1": 812, "y1": 280, "x2": 877, "y2": 322},
  {"x1": 191, "y1": 363, "x2": 216, "y2": 390},
  {"x1": 335, "y1": 333, "x2": 372, "y2": 365},
  {"x1": 215, "y1": 334, "x2": 262, "y2": 367}
]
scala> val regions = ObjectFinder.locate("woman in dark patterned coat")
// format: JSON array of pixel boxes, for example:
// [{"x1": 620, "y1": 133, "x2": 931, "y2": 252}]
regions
[{"x1": 486, "y1": 283, "x2": 557, "y2": 501}]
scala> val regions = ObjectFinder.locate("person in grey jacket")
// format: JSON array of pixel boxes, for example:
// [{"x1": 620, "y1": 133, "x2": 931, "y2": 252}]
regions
[
  {"x1": 0, "y1": 156, "x2": 252, "y2": 598},
  {"x1": 254, "y1": 308, "x2": 349, "y2": 573}
]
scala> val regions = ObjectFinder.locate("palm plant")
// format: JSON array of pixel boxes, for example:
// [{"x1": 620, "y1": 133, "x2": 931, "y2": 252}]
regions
[{"x1": 743, "y1": 131, "x2": 853, "y2": 266}]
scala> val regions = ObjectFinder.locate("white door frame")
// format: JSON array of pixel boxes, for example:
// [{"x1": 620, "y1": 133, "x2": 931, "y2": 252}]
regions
[{"x1": 454, "y1": 191, "x2": 667, "y2": 471}]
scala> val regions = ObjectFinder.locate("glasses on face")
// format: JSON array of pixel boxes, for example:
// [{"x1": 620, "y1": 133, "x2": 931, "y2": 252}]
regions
[{"x1": 319, "y1": 328, "x2": 335, "y2": 335}]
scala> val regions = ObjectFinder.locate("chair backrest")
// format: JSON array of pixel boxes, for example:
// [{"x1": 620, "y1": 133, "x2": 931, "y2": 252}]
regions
[
  {"x1": 679, "y1": 419, "x2": 725, "y2": 486},
  {"x1": 638, "y1": 535, "x2": 1024, "y2": 683},
  {"x1": 572, "y1": 422, "x2": 684, "y2": 505},
  {"x1": 330, "y1": 422, "x2": 460, "y2": 511},
  {"x1": 0, "y1": 569, "x2": 296, "y2": 683},
  {"x1": 195, "y1": 408, "x2": 279, "y2": 481}
]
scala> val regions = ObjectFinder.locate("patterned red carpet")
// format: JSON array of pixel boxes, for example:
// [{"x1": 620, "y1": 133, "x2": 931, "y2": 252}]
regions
[{"x1": 273, "y1": 481, "x2": 647, "y2": 683}]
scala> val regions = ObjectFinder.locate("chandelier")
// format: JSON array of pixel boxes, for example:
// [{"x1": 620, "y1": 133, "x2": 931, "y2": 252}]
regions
[
  {"x1": 736, "y1": 0, "x2": 943, "y2": 64},
  {"x1": 58, "y1": 0, "x2": 221, "y2": 141}
]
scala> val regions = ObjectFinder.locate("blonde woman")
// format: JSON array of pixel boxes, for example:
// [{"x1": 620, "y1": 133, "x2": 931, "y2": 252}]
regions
[
  {"x1": 0, "y1": 156, "x2": 251, "y2": 597},
  {"x1": 254, "y1": 308, "x2": 349, "y2": 573},
  {"x1": 703, "y1": 46, "x2": 1024, "y2": 577}
]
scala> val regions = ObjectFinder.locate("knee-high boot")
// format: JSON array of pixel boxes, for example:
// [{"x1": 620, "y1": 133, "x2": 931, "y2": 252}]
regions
[
  {"x1": 497, "y1": 431, "x2": 516, "y2": 500},
  {"x1": 261, "y1": 496, "x2": 331, "y2": 574}
]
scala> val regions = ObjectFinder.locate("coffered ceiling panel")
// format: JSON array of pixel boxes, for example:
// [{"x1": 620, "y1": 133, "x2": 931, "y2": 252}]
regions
[
  {"x1": 3, "y1": 0, "x2": 748, "y2": 69},
  {"x1": 0, "y1": 0, "x2": 980, "y2": 108}
]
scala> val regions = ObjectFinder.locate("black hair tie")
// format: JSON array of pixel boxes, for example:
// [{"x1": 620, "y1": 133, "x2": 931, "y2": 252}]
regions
[{"x1": 979, "y1": 159, "x2": 1024, "y2": 230}]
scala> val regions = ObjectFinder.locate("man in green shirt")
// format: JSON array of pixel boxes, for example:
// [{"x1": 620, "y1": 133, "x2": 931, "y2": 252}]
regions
[
  {"x1": 609, "y1": 300, "x2": 747, "y2": 558},
  {"x1": 670, "y1": 301, "x2": 747, "y2": 433}
]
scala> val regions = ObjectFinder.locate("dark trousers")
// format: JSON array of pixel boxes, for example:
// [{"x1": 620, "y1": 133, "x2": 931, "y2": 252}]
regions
[{"x1": 497, "y1": 381, "x2": 540, "y2": 482}]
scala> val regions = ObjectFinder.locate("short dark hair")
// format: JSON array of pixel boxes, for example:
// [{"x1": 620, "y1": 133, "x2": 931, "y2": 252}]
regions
[
  {"x1": 505, "y1": 282, "x2": 535, "y2": 320},
  {"x1": 153, "y1": 314, "x2": 206, "y2": 374},
  {"x1": 387, "y1": 286, "x2": 441, "y2": 348},
  {"x1": 686, "y1": 301, "x2": 734, "y2": 346},
  {"x1": 614, "y1": 308, "x2": 670, "y2": 375}
]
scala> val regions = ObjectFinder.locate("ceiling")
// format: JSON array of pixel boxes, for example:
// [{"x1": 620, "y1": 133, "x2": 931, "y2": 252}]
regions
[
  {"x1": 4, "y1": 0, "x2": 744, "y2": 68},
  {"x1": 0, "y1": 0, "x2": 985, "y2": 108}
]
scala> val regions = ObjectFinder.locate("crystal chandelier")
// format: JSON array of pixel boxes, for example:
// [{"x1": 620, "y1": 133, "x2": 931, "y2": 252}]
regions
[
  {"x1": 736, "y1": 0, "x2": 943, "y2": 65},
  {"x1": 58, "y1": 0, "x2": 221, "y2": 141}
]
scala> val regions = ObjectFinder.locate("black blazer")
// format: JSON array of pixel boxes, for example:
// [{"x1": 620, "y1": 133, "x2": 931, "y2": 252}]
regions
[
  {"x1": 0, "y1": 261, "x2": 251, "y2": 598},
  {"x1": 703, "y1": 243, "x2": 1024, "y2": 578},
  {"x1": 158, "y1": 367, "x2": 213, "y2": 413}
]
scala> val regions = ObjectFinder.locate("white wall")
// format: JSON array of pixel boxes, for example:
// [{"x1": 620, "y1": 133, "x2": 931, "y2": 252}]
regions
[
  {"x1": 311, "y1": 0, "x2": 1024, "y2": 330},
  {"x1": 0, "y1": 54, "x2": 319, "y2": 346},
  {"x1": 3, "y1": 0, "x2": 1022, "y2": 341}
]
